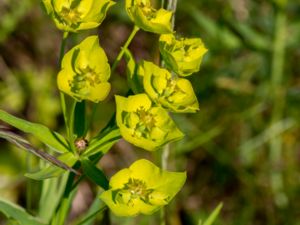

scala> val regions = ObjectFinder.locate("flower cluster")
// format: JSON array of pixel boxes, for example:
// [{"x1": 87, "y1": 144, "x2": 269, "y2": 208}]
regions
[
  {"x1": 40, "y1": 0, "x2": 205, "y2": 219},
  {"x1": 113, "y1": 2, "x2": 207, "y2": 151}
]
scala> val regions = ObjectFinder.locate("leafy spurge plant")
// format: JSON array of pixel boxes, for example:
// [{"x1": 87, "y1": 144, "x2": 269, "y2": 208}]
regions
[{"x1": 0, "y1": 0, "x2": 213, "y2": 224}]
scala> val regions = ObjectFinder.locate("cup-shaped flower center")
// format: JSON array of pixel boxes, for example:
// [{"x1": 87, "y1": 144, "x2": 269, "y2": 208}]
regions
[
  {"x1": 124, "y1": 178, "x2": 151, "y2": 198},
  {"x1": 69, "y1": 66, "x2": 101, "y2": 94},
  {"x1": 123, "y1": 106, "x2": 158, "y2": 139},
  {"x1": 137, "y1": 0, "x2": 156, "y2": 20},
  {"x1": 136, "y1": 107, "x2": 156, "y2": 130},
  {"x1": 114, "y1": 178, "x2": 154, "y2": 206},
  {"x1": 60, "y1": 6, "x2": 82, "y2": 26}
]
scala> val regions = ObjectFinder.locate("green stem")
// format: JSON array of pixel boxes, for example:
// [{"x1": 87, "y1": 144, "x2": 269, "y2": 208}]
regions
[
  {"x1": 58, "y1": 32, "x2": 70, "y2": 141},
  {"x1": 85, "y1": 103, "x2": 98, "y2": 135},
  {"x1": 51, "y1": 171, "x2": 77, "y2": 225},
  {"x1": 269, "y1": 2, "x2": 287, "y2": 207},
  {"x1": 69, "y1": 100, "x2": 77, "y2": 153},
  {"x1": 59, "y1": 32, "x2": 69, "y2": 66},
  {"x1": 160, "y1": 1, "x2": 178, "y2": 224},
  {"x1": 111, "y1": 26, "x2": 139, "y2": 73},
  {"x1": 26, "y1": 153, "x2": 34, "y2": 213},
  {"x1": 167, "y1": 0, "x2": 178, "y2": 28}
]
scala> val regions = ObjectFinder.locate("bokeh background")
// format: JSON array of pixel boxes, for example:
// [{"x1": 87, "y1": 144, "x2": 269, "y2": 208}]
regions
[{"x1": 1, "y1": 0, "x2": 300, "y2": 224}]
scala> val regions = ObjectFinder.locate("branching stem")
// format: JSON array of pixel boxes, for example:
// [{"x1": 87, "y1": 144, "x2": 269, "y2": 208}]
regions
[{"x1": 111, "y1": 26, "x2": 139, "y2": 73}]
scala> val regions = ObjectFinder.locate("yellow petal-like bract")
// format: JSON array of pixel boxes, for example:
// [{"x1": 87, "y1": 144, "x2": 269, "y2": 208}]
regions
[
  {"x1": 115, "y1": 94, "x2": 184, "y2": 151},
  {"x1": 159, "y1": 33, "x2": 208, "y2": 76},
  {"x1": 125, "y1": 0, "x2": 173, "y2": 34},
  {"x1": 141, "y1": 61, "x2": 199, "y2": 113},
  {"x1": 42, "y1": 0, "x2": 115, "y2": 32},
  {"x1": 100, "y1": 159, "x2": 186, "y2": 216},
  {"x1": 57, "y1": 36, "x2": 111, "y2": 102}
]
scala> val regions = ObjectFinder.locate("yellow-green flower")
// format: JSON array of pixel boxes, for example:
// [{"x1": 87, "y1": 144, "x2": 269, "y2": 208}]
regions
[
  {"x1": 159, "y1": 34, "x2": 208, "y2": 76},
  {"x1": 125, "y1": 0, "x2": 173, "y2": 34},
  {"x1": 100, "y1": 159, "x2": 186, "y2": 217},
  {"x1": 42, "y1": 0, "x2": 115, "y2": 32},
  {"x1": 140, "y1": 61, "x2": 199, "y2": 113},
  {"x1": 115, "y1": 94, "x2": 184, "y2": 151},
  {"x1": 57, "y1": 35, "x2": 111, "y2": 102}
]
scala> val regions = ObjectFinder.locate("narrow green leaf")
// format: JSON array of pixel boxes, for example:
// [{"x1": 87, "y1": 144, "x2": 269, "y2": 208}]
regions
[
  {"x1": 38, "y1": 174, "x2": 68, "y2": 223},
  {"x1": 81, "y1": 158, "x2": 109, "y2": 190},
  {"x1": 202, "y1": 203, "x2": 223, "y2": 225},
  {"x1": 25, "y1": 152, "x2": 79, "y2": 180},
  {"x1": 0, "y1": 197, "x2": 46, "y2": 225},
  {"x1": 83, "y1": 128, "x2": 121, "y2": 157},
  {"x1": 0, "y1": 109, "x2": 69, "y2": 153}
]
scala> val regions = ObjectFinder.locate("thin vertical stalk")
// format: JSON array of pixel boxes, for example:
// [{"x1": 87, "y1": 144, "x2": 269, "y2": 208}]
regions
[
  {"x1": 111, "y1": 26, "x2": 140, "y2": 73},
  {"x1": 59, "y1": 32, "x2": 70, "y2": 140},
  {"x1": 167, "y1": 0, "x2": 178, "y2": 28},
  {"x1": 68, "y1": 99, "x2": 77, "y2": 153},
  {"x1": 51, "y1": 171, "x2": 76, "y2": 225},
  {"x1": 26, "y1": 153, "x2": 34, "y2": 213},
  {"x1": 269, "y1": 1, "x2": 287, "y2": 207},
  {"x1": 160, "y1": 1, "x2": 178, "y2": 225}
]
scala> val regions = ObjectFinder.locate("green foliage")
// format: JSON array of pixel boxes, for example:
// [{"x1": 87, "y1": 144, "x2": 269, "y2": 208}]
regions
[
  {"x1": 0, "y1": 197, "x2": 46, "y2": 225},
  {"x1": 81, "y1": 158, "x2": 109, "y2": 190},
  {"x1": 0, "y1": 110, "x2": 69, "y2": 153}
]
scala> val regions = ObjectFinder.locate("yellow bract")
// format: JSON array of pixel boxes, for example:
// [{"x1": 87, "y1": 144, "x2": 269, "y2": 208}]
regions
[
  {"x1": 57, "y1": 35, "x2": 111, "y2": 102},
  {"x1": 140, "y1": 61, "x2": 199, "y2": 113},
  {"x1": 159, "y1": 33, "x2": 208, "y2": 76},
  {"x1": 42, "y1": 0, "x2": 115, "y2": 32},
  {"x1": 115, "y1": 94, "x2": 184, "y2": 151},
  {"x1": 100, "y1": 159, "x2": 186, "y2": 217},
  {"x1": 125, "y1": 0, "x2": 173, "y2": 34}
]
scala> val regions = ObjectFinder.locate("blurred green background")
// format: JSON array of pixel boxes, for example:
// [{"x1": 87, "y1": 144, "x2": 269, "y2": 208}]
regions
[{"x1": 1, "y1": 0, "x2": 300, "y2": 224}]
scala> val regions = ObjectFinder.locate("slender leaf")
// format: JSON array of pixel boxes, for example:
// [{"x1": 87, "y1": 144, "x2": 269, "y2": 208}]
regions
[
  {"x1": 0, "y1": 197, "x2": 46, "y2": 225},
  {"x1": 83, "y1": 128, "x2": 121, "y2": 157},
  {"x1": 81, "y1": 158, "x2": 109, "y2": 190},
  {"x1": 38, "y1": 174, "x2": 68, "y2": 223},
  {"x1": 0, "y1": 109, "x2": 69, "y2": 153},
  {"x1": 202, "y1": 203, "x2": 223, "y2": 225}
]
